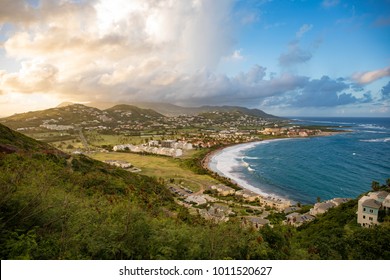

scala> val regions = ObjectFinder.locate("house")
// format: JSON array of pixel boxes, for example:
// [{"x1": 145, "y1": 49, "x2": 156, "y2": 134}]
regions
[
  {"x1": 284, "y1": 206, "x2": 302, "y2": 214},
  {"x1": 210, "y1": 184, "x2": 235, "y2": 196},
  {"x1": 104, "y1": 160, "x2": 132, "y2": 169},
  {"x1": 310, "y1": 197, "x2": 351, "y2": 216},
  {"x1": 235, "y1": 189, "x2": 260, "y2": 202},
  {"x1": 184, "y1": 195, "x2": 207, "y2": 205},
  {"x1": 310, "y1": 201, "x2": 337, "y2": 216},
  {"x1": 260, "y1": 196, "x2": 291, "y2": 211},
  {"x1": 242, "y1": 216, "x2": 270, "y2": 229},
  {"x1": 330, "y1": 197, "x2": 351, "y2": 206},
  {"x1": 285, "y1": 212, "x2": 315, "y2": 227},
  {"x1": 357, "y1": 191, "x2": 390, "y2": 228},
  {"x1": 198, "y1": 204, "x2": 234, "y2": 223}
]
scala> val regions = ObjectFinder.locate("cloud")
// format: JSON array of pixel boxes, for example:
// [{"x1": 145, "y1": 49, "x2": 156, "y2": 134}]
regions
[
  {"x1": 232, "y1": 50, "x2": 244, "y2": 60},
  {"x1": 0, "y1": 0, "x2": 35, "y2": 25},
  {"x1": 278, "y1": 24, "x2": 317, "y2": 67},
  {"x1": 262, "y1": 76, "x2": 374, "y2": 108},
  {"x1": 0, "y1": 60, "x2": 58, "y2": 93},
  {"x1": 0, "y1": 0, "x2": 238, "y2": 99},
  {"x1": 352, "y1": 66, "x2": 390, "y2": 84},
  {"x1": 381, "y1": 81, "x2": 390, "y2": 101},
  {"x1": 0, "y1": 0, "x2": 383, "y2": 113},
  {"x1": 296, "y1": 24, "x2": 313, "y2": 38},
  {"x1": 279, "y1": 42, "x2": 312, "y2": 67}
]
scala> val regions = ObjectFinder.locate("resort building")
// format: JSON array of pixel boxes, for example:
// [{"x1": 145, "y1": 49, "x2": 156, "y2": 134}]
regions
[
  {"x1": 309, "y1": 198, "x2": 351, "y2": 216},
  {"x1": 210, "y1": 184, "x2": 235, "y2": 196},
  {"x1": 260, "y1": 196, "x2": 291, "y2": 211},
  {"x1": 285, "y1": 212, "x2": 315, "y2": 227},
  {"x1": 184, "y1": 195, "x2": 207, "y2": 205},
  {"x1": 235, "y1": 189, "x2": 260, "y2": 202},
  {"x1": 242, "y1": 216, "x2": 270, "y2": 229},
  {"x1": 103, "y1": 160, "x2": 132, "y2": 169},
  {"x1": 357, "y1": 191, "x2": 390, "y2": 228}
]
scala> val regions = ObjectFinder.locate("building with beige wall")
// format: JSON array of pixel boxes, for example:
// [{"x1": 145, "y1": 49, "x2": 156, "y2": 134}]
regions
[{"x1": 357, "y1": 191, "x2": 390, "y2": 228}]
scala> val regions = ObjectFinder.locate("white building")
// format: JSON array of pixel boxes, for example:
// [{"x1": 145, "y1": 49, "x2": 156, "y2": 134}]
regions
[{"x1": 357, "y1": 191, "x2": 390, "y2": 228}]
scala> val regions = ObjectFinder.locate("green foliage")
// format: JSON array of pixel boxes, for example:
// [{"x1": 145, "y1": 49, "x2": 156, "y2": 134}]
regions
[
  {"x1": 180, "y1": 149, "x2": 209, "y2": 175},
  {"x1": 266, "y1": 211, "x2": 287, "y2": 225},
  {"x1": 1, "y1": 123, "x2": 389, "y2": 260}
]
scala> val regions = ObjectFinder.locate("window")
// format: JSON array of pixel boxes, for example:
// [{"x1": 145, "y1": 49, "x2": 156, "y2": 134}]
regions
[
  {"x1": 363, "y1": 215, "x2": 366, "y2": 219},
  {"x1": 369, "y1": 217, "x2": 373, "y2": 221},
  {"x1": 370, "y1": 209, "x2": 373, "y2": 213}
]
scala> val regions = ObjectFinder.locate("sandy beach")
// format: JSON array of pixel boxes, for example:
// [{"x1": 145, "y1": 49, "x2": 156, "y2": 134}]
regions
[
  {"x1": 202, "y1": 139, "x2": 291, "y2": 200},
  {"x1": 201, "y1": 132, "x2": 346, "y2": 203}
]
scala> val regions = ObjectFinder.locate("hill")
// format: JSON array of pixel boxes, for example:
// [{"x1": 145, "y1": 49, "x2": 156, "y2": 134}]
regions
[
  {"x1": 0, "y1": 103, "x2": 164, "y2": 130},
  {"x1": 1, "y1": 123, "x2": 389, "y2": 260},
  {"x1": 104, "y1": 104, "x2": 164, "y2": 121},
  {"x1": 0, "y1": 123, "x2": 273, "y2": 260},
  {"x1": 133, "y1": 101, "x2": 280, "y2": 119}
]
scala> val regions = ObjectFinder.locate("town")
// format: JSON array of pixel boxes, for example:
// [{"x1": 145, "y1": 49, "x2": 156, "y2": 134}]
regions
[{"x1": 0, "y1": 103, "x2": 352, "y2": 228}]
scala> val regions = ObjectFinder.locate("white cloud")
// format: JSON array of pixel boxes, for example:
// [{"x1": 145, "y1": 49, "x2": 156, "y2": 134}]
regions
[
  {"x1": 0, "y1": 0, "x2": 383, "y2": 115},
  {"x1": 352, "y1": 66, "x2": 390, "y2": 84}
]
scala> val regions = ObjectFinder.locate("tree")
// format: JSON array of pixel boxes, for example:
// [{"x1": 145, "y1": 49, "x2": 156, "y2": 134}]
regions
[{"x1": 371, "y1": 181, "x2": 380, "y2": 191}]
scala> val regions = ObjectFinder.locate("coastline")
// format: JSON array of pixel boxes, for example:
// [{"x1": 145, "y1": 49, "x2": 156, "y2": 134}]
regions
[{"x1": 201, "y1": 132, "x2": 345, "y2": 203}]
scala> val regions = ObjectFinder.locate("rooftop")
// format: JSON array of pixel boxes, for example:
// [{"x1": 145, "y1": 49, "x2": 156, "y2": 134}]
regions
[{"x1": 362, "y1": 199, "x2": 382, "y2": 209}]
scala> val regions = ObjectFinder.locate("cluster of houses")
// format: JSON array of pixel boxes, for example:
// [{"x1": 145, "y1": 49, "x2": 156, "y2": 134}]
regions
[
  {"x1": 198, "y1": 204, "x2": 235, "y2": 223},
  {"x1": 103, "y1": 160, "x2": 132, "y2": 169},
  {"x1": 40, "y1": 124, "x2": 74, "y2": 130},
  {"x1": 113, "y1": 139, "x2": 193, "y2": 157},
  {"x1": 103, "y1": 160, "x2": 141, "y2": 172},
  {"x1": 357, "y1": 190, "x2": 390, "y2": 228},
  {"x1": 210, "y1": 184, "x2": 292, "y2": 211},
  {"x1": 260, "y1": 127, "x2": 323, "y2": 137},
  {"x1": 284, "y1": 197, "x2": 351, "y2": 227}
]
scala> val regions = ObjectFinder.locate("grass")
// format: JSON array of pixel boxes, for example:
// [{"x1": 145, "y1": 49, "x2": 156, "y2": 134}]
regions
[{"x1": 89, "y1": 151, "x2": 220, "y2": 192}]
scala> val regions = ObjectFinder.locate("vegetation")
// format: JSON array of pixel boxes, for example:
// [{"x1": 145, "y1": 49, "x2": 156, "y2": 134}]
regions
[{"x1": 1, "y1": 123, "x2": 389, "y2": 260}]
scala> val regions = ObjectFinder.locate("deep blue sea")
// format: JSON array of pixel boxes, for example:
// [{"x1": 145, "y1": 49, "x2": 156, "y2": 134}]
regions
[{"x1": 209, "y1": 117, "x2": 390, "y2": 204}]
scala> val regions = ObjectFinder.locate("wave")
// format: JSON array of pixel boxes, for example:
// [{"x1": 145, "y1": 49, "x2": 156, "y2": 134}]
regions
[
  {"x1": 358, "y1": 124, "x2": 387, "y2": 130},
  {"x1": 208, "y1": 139, "x2": 293, "y2": 199},
  {"x1": 306, "y1": 120, "x2": 355, "y2": 125},
  {"x1": 247, "y1": 166, "x2": 255, "y2": 172},
  {"x1": 244, "y1": 156, "x2": 260, "y2": 160},
  {"x1": 360, "y1": 137, "x2": 390, "y2": 143},
  {"x1": 361, "y1": 130, "x2": 387, "y2": 134}
]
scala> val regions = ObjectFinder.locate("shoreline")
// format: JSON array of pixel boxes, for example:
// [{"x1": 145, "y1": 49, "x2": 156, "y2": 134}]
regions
[{"x1": 201, "y1": 132, "x2": 345, "y2": 204}]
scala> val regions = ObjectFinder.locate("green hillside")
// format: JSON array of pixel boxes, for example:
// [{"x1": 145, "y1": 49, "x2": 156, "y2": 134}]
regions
[
  {"x1": 0, "y1": 103, "x2": 164, "y2": 130},
  {"x1": 1, "y1": 104, "x2": 103, "y2": 128},
  {"x1": 0, "y1": 123, "x2": 389, "y2": 260},
  {"x1": 105, "y1": 104, "x2": 164, "y2": 121}
]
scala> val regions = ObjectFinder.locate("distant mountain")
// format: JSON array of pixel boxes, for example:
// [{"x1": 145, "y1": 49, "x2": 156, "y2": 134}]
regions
[
  {"x1": 105, "y1": 104, "x2": 164, "y2": 121},
  {"x1": 132, "y1": 102, "x2": 280, "y2": 119},
  {"x1": 56, "y1": 101, "x2": 77, "y2": 107},
  {"x1": 197, "y1": 105, "x2": 280, "y2": 119},
  {"x1": 0, "y1": 101, "x2": 280, "y2": 131}
]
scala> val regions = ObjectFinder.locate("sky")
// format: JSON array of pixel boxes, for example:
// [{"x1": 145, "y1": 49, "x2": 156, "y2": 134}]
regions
[{"x1": 0, "y1": 0, "x2": 389, "y2": 117}]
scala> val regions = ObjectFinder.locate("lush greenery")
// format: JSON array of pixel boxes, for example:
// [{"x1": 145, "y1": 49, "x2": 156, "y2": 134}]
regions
[{"x1": 1, "y1": 124, "x2": 389, "y2": 260}]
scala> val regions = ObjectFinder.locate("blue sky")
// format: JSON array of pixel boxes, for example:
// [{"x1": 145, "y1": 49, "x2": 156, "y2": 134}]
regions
[{"x1": 0, "y1": 0, "x2": 389, "y2": 117}]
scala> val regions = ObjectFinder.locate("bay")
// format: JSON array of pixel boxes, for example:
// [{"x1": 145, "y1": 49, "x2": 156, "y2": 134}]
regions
[{"x1": 209, "y1": 117, "x2": 390, "y2": 204}]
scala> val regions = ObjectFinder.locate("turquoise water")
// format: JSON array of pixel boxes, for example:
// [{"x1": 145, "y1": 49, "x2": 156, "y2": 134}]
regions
[{"x1": 210, "y1": 117, "x2": 390, "y2": 204}]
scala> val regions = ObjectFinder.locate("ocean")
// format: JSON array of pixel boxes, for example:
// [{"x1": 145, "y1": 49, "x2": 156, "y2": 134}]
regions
[{"x1": 209, "y1": 117, "x2": 390, "y2": 204}]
